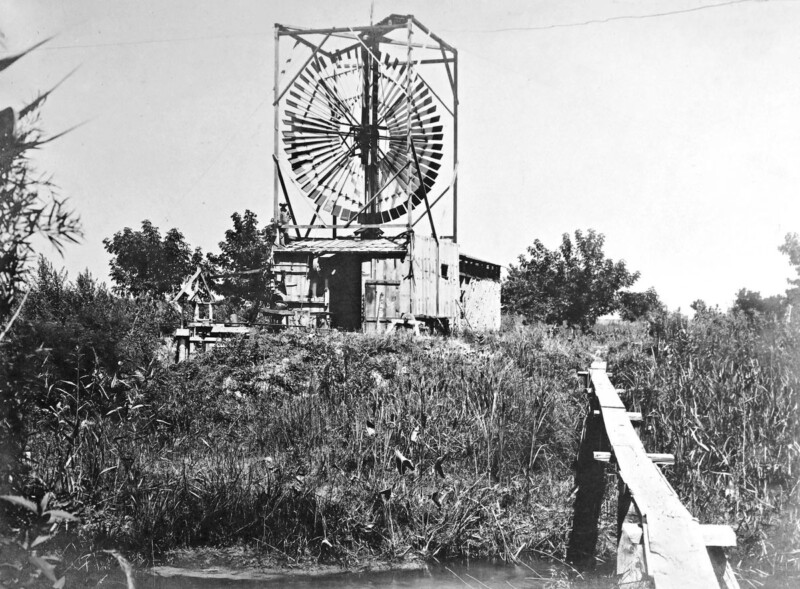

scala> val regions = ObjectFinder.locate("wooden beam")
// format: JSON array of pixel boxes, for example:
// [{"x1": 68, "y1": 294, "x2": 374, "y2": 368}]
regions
[
  {"x1": 282, "y1": 32, "x2": 334, "y2": 59},
  {"x1": 617, "y1": 522, "x2": 646, "y2": 584},
  {"x1": 410, "y1": 16, "x2": 457, "y2": 54},
  {"x1": 411, "y1": 163, "x2": 457, "y2": 229},
  {"x1": 278, "y1": 23, "x2": 403, "y2": 37},
  {"x1": 274, "y1": 34, "x2": 331, "y2": 106},
  {"x1": 593, "y1": 410, "x2": 643, "y2": 423},
  {"x1": 441, "y1": 46, "x2": 456, "y2": 101},
  {"x1": 415, "y1": 69, "x2": 454, "y2": 117},
  {"x1": 410, "y1": 141, "x2": 437, "y2": 243},
  {"x1": 282, "y1": 223, "x2": 409, "y2": 229},
  {"x1": 589, "y1": 362, "x2": 720, "y2": 588},
  {"x1": 594, "y1": 451, "x2": 675, "y2": 466},
  {"x1": 343, "y1": 162, "x2": 410, "y2": 228},
  {"x1": 701, "y1": 524, "x2": 737, "y2": 548},
  {"x1": 452, "y1": 51, "x2": 458, "y2": 243},
  {"x1": 272, "y1": 155, "x2": 301, "y2": 239},
  {"x1": 566, "y1": 400, "x2": 608, "y2": 566}
]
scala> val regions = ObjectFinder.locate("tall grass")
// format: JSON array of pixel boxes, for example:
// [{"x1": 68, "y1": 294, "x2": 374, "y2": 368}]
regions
[
  {"x1": 7, "y1": 313, "x2": 799, "y2": 576},
  {"x1": 609, "y1": 311, "x2": 800, "y2": 572},
  {"x1": 16, "y1": 328, "x2": 589, "y2": 565}
]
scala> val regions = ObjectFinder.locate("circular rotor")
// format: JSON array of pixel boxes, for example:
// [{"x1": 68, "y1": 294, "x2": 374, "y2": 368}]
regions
[{"x1": 282, "y1": 48, "x2": 444, "y2": 225}]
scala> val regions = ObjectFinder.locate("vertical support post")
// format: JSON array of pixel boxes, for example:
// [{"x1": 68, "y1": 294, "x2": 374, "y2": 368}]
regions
[
  {"x1": 273, "y1": 25, "x2": 281, "y2": 222},
  {"x1": 405, "y1": 17, "x2": 415, "y2": 316},
  {"x1": 360, "y1": 40, "x2": 371, "y2": 217},
  {"x1": 567, "y1": 383, "x2": 608, "y2": 567},
  {"x1": 405, "y1": 17, "x2": 413, "y2": 233},
  {"x1": 452, "y1": 50, "x2": 458, "y2": 243},
  {"x1": 617, "y1": 478, "x2": 632, "y2": 540},
  {"x1": 369, "y1": 34, "x2": 380, "y2": 220}
]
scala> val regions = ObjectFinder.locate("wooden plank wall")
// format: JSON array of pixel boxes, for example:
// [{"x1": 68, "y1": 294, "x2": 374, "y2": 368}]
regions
[
  {"x1": 276, "y1": 236, "x2": 462, "y2": 330},
  {"x1": 274, "y1": 259, "x2": 318, "y2": 305},
  {"x1": 371, "y1": 235, "x2": 460, "y2": 324}
]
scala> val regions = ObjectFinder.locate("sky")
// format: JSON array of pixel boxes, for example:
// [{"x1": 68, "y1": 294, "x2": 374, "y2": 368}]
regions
[{"x1": 2, "y1": 0, "x2": 800, "y2": 312}]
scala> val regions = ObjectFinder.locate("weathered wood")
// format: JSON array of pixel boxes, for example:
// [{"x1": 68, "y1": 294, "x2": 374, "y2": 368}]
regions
[
  {"x1": 567, "y1": 399, "x2": 608, "y2": 566},
  {"x1": 589, "y1": 361, "x2": 720, "y2": 589},
  {"x1": 701, "y1": 525, "x2": 737, "y2": 548},
  {"x1": 617, "y1": 522, "x2": 647, "y2": 585},
  {"x1": 593, "y1": 451, "x2": 674, "y2": 465},
  {"x1": 593, "y1": 410, "x2": 643, "y2": 422},
  {"x1": 708, "y1": 547, "x2": 741, "y2": 589}
]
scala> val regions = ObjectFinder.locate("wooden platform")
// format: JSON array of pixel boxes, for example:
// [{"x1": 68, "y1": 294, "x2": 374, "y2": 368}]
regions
[{"x1": 569, "y1": 361, "x2": 740, "y2": 589}]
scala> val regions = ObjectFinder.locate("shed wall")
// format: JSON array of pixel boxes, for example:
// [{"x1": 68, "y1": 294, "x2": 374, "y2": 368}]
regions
[
  {"x1": 459, "y1": 277, "x2": 501, "y2": 331},
  {"x1": 369, "y1": 235, "x2": 460, "y2": 325}
]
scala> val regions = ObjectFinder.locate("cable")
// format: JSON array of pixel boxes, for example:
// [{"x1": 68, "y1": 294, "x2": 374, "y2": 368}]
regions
[
  {"x1": 41, "y1": 31, "x2": 266, "y2": 51},
  {"x1": 30, "y1": 0, "x2": 782, "y2": 53},
  {"x1": 443, "y1": 0, "x2": 764, "y2": 34}
]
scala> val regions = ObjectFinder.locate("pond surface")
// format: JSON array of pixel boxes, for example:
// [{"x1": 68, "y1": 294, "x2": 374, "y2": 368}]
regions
[
  {"x1": 132, "y1": 559, "x2": 796, "y2": 589},
  {"x1": 136, "y1": 560, "x2": 619, "y2": 589}
]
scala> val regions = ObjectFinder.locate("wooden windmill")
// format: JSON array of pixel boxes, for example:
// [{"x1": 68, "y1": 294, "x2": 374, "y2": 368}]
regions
[
  {"x1": 272, "y1": 14, "x2": 458, "y2": 241},
  {"x1": 270, "y1": 15, "x2": 500, "y2": 333}
]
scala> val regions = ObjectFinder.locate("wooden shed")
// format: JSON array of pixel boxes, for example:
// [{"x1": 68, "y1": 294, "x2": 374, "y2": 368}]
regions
[{"x1": 274, "y1": 233, "x2": 464, "y2": 332}]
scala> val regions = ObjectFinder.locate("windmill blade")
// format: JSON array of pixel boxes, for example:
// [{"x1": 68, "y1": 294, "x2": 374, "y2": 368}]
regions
[{"x1": 281, "y1": 45, "x2": 444, "y2": 225}]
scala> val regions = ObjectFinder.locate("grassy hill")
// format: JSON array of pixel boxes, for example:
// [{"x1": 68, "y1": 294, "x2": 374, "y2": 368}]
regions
[{"x1": 3, "y1": 310, "x2": 799, "y2": 584}]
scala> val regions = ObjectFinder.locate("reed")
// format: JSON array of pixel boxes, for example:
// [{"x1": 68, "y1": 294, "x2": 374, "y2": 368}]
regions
[
  {"x1": 5, "y1": 312, "x2": 798, "y2": 577},
  {"x1": 609, "y1": 311, "x2": 800, "y2": 573}
]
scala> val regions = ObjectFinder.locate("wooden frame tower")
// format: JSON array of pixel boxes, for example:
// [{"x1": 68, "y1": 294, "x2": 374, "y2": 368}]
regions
[{"x1": 272, "y1": 14, "x2": 458, "y2": 243}]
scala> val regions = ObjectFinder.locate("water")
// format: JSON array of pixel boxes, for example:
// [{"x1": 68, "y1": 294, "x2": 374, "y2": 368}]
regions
[
  {"x1": 111, "y1": 559, "x2": 798, "y2": 589},
  {"x1": 135, "y1": 560, "x2": 614, "y2": 589}
]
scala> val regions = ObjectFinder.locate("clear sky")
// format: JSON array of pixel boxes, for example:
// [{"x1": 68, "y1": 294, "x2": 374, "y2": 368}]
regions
[{"x1": 2, "y1": 0, "x2": 799, "y2": 312}]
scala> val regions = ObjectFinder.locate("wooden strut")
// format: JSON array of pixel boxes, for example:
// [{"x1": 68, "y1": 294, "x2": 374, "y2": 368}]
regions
[
  {"x1": 343, "y1": 162, "x2": 410, "y2": 229},
  {"x1": 273, "y1": 17, "x2": 457, "y2": 242},
  {"x1": 568, "y1": 361, "x2": 740, "y2": 589},
  {"x1": 410, "y1": 140, "x2": 437, "y2": 243},
  {"x1": 273, "y1": 33, "x2": 331, "y2": 106},
  {"x1": 272, "y1": 155, "x2": 301, "y2": 239}
]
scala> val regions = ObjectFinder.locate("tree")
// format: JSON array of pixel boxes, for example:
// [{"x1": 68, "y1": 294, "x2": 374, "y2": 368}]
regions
[
  {"x1": 103, "y1": 220, "x2": 203, "y2": 298},
  {"x1": 206, "y1": 210, "x2": 274, "y2": 321},
  {"x1": 779, "y1": 232, "x2": 800, "y2": 304},
  {"x1": 732, "y1": 288, "x2": 786, "y2": 320},
  {"x1": 1, "y1": 44, "x2": 81, "y2": 329},
  {"x1": 502, "y1": 229, "x2": 639, "y2": 329},
  {"x1": 1, "y1": 39, "x2": 80, "y2": 504},
  {"x1": 618, "y1": 287, "x2": 665, "y2": 322}
]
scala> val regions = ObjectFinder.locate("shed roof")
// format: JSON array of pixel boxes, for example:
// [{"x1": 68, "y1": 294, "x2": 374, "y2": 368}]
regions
[
  {"x1": 459, "y1": 253, "x2": 501, "y2": 281},
  {"x1": 275, "y1": 238, "x2": 407, "y2": 257}
]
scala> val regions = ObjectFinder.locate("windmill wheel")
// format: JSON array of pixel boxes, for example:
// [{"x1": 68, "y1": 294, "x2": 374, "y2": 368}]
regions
[{"x1": 282, "y1": 49, "x2": 444, "y2": 225}]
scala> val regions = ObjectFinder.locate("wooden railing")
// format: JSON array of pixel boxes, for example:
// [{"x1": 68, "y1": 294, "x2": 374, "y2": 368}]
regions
[{"x1": 568, "y1": 361, "x2": 739, "y2": 589}]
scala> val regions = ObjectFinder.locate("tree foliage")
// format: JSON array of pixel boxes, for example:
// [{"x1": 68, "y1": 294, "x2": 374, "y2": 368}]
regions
[
  {"x1": 502, "y1": 229, "x2": 639, "y2": 328},
  {"x1": 1, "y1": 257, "x2": 178, "y2": 498},
  {"x1": 206, "y1": 210, "x2": 274, "y2": 320},
  {"x1": 618, "y1": 287, "x2": 665, "y2": 322},
  {"x1": 732, "y1": 288, "x2": 786, "y2": 321},
  {"x1": 103, "y1": 220, "x2": 204, "y2": 298},
  {"x1": 1, "y1": 46, "x2": 81, "y2": 326},
  {"x1": 779, "y1": 232, "x2": 800, "y2": 304},
  {"x1": 7, "y1": 257, "x2": 177, "y2": 386}
]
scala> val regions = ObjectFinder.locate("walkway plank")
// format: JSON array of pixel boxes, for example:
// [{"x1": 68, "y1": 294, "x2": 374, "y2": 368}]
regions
[{"x1": 589, "y1": 361, "x2": 719, "y2": 589}]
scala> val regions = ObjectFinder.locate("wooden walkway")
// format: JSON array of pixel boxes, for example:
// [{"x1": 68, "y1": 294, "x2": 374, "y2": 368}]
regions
[{"x1": 568, "y1": 361, "x2": 739, "y2": 589}]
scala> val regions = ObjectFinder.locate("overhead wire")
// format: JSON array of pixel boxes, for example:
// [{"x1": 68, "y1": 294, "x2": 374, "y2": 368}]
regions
[
  {"x1": 442, "y1": 0, "x2": 768, "y2": 34},
  {"x1": 23, "y1": 0, "x2": 783, "y2": 53}
]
